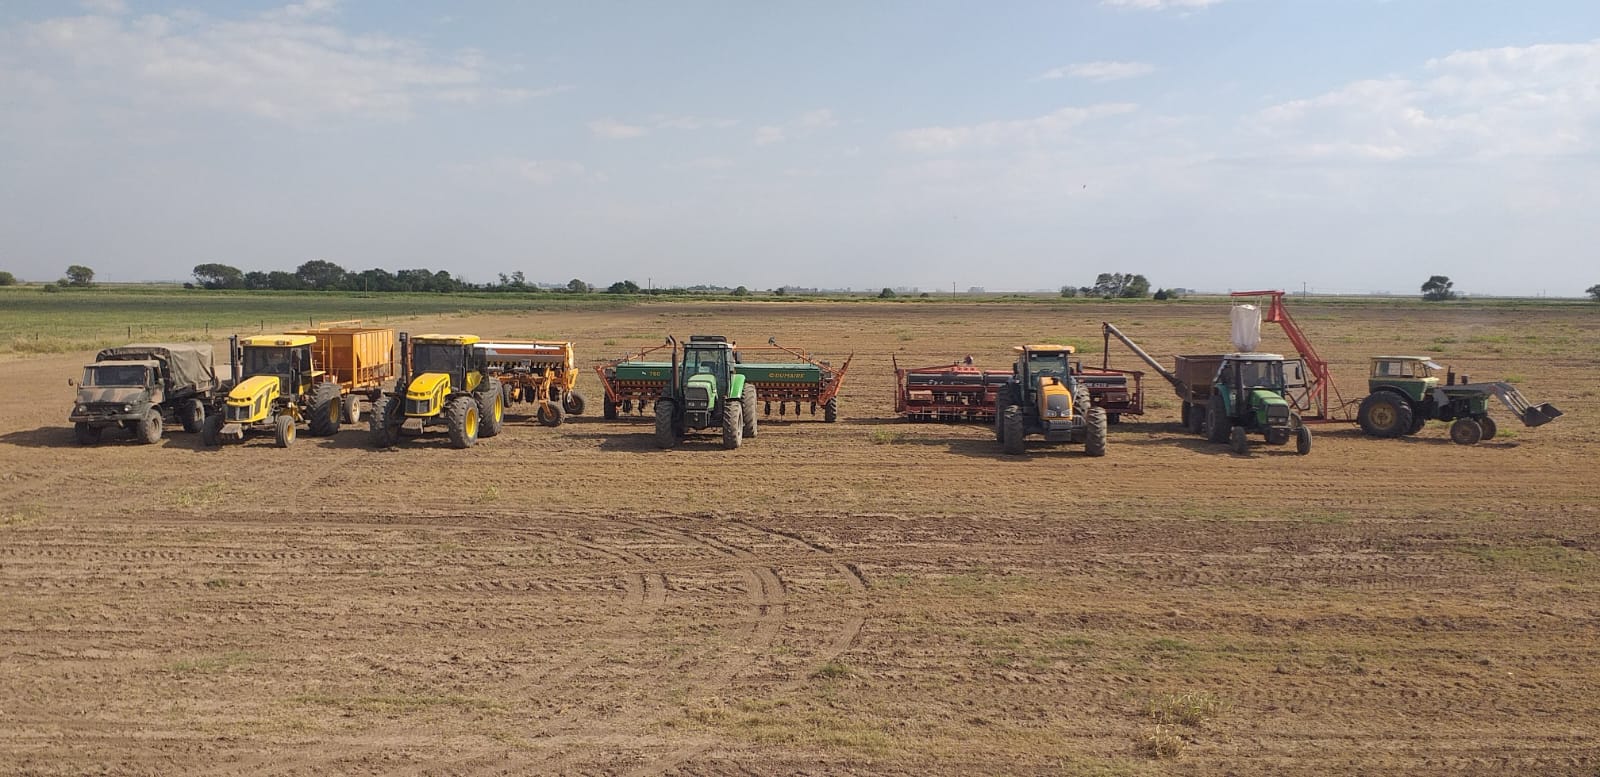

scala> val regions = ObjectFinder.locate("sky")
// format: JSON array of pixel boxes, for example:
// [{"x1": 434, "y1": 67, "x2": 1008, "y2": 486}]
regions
[{"x1": 1, "y1": 0, "x2": 1598, "y2": 295}]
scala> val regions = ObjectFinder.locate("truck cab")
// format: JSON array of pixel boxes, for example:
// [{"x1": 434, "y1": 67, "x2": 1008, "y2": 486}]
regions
[{"x1": 70, "y1": 343, "x2": 218, "y2": 445}]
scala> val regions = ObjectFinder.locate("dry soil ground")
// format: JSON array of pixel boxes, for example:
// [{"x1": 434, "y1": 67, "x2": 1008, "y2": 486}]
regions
[{"x1": 2, "y1": 300, "x2": 1597, "y2": 776}]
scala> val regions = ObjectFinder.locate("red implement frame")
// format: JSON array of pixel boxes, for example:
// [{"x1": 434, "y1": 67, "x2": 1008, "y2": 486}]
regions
[
  {"x1": 893, "y1": 356, "x2": 1144, "y2": 422},
  {"x1": 1230, "y1": 290, "x2": 1350, "y2": 422}
]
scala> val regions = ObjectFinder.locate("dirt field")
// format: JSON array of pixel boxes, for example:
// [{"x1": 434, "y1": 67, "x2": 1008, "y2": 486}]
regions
[{"x1": 2, "y1": 300, "x2": 1597, "y2": 776}]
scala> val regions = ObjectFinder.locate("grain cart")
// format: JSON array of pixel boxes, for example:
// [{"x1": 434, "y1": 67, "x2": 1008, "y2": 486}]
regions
[
  {"x1": 476, "y1": 339, "x2": 585, "y2": 427},
  {"x1": 69, "y1": 343, "x2": 219, "y2": 445},
  {"x1": 284, "y1": 322, "x2": 396, "y2": 423},
  {"x1": 993, "y1": 344, "x2": 1108, "y2": 456},
  {"x1": 1357, "y1": 356, "x2": 1562, "y2": 444},
  {"x1": 597, "y1": 337, "x2": 849, "y2": 422},
  {"x1": 652, "y1": 335, "x2": 755, "y2": 449},
  {"x1": 368, "y1": 334, "x2": 505, "y2": 449},
  {"x1": 201, "y1": 334, "x2": 343, "y2": 448}
]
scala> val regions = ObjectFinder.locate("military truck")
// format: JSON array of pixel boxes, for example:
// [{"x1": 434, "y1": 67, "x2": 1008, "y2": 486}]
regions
[
  {"x1": 1357, "y1": 356, "x2": 1562, "y2": 444},
  {"x1": 69, "y1": 343, "x2": 220, "y2": 445},
  {"x1": 653, "y1": 335, "x2": 756, "y2": 449}
]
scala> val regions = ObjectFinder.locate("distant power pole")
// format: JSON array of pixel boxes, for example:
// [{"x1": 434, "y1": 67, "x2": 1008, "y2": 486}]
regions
[
  {"x1": 1302, "y1": 281, "x2": 1308, "y2": 296},
  {"x1": 953, "y1": 282, "x2": 957, "y2": 296}
]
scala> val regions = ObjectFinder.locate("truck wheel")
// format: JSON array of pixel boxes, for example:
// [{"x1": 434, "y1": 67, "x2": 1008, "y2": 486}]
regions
[
  {"x1": 273, "y1": 413, "x2": 296, "y2": 448},
  {"x1": 341, "y1": 395, "x2": 362, "y2": 424},
  {"x1": 1084, "y1": 407, "x2": 1107, "y2": 457},
  {"x1": 478, "y1": 378, "x2": 505, "y2": 438},
  {"x1": 180, "y1": 398, "x2": 206, "y2": 434},
  {"x1": 824, "y1": 397, "x2": 838, "y2": 423},
  {"x1": 138, "y1": 409, "x2": 163, "y2": 445},
  {"x1": 1229, "y1": 426, "x2": 1249, "y2": 455},
  {"x1": 368, "y1": 396, "x2": 400, "y2": 448},
  {"x1": 741, "y1": 385, "x2": 758, "y2": 439},
  {"x1": 603, "y1": 396, "x2": 618, "y2": 420},
  {"x1": 1358, "y1": 393, "x2": 1411, "y2": 438},
  {"x1": 1107, "y1": 413, "x2": 1121, "y2": 426},
  {"x1": 1206, "y1": 396, "x2": 1231, "y2": 444},
  {"x1": 446, "y1": 395, "x2": 480, "y2": 449},
  {"x1": 536, "y1": 401, "x2": 565, "y2": 427},
  {"x1": 722, "y1": 400, "x2": 743, "y2": 450},
  {"x1": 1295, "y1": 425, "x2": 1313, "y2": 455},
  {"x1": 308, "y1": 383, "x2": 342, "y2": 437},
  {"x1": 201, "y1": 414, "x2": 223, "y2": 447},
  {"x1": 74, "y1": 422, "x2": 102, "y2": 445},
  {"x1": 1478, "y1": 415, "x2": 1498, "y2": 440},
  {"x1": 563, "y1": 391, "x2": 587, "y2": 415},
  {"x1": 1449, "y1": 417, "x2": 1483, "y2": 445},
  {"x1": 654, "y1": 398, "x2": 677, "y2": 449},
  {"x1": 1001, "y1": 405, "x2": 1025, "y2": 455}
]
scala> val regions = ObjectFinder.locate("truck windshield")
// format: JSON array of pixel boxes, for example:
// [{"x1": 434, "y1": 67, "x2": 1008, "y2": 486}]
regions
[
  {"x1": 413, "y1": 344, "x2": 464, "y2": 375},
  {"x1": 243, "y1": 347, "x2": 294, "y2": 379},
  {"x1": 1027, "y1": 352, "x2": 1069, "y2": 386},
  {"x1": 1236, "y1": 360, "x2": 1283, "y2": 389},
  {"x1": 84, "y1": 364, "x2": 149, "y2": 386}
]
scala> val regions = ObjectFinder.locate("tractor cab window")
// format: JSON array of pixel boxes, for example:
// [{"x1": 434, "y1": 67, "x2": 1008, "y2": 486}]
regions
[
  {"x1": 413, "y1": 343, "x2": 465, "y2": 376},
  {"x1": 1374, "y1": 360, "x2": 1416, "y2": 378},
  {"x1": 684, "y1": 347, "x2": 728, "y2": 380},
  {"x1": 84, "y1": 364, "x2": 149, "y2": 386},
  {"x1": 244, "y1": 347, "x2": 294, "y2": 379},
  {"x1": 1234, "y1": 360, "x2": 1283, "y2": 389},
  {"x1": 1026, "y1": 351, "x2": 1070, "y2": 388}
]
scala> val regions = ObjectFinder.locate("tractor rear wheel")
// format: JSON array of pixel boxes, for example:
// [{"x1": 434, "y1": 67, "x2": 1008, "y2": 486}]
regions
[
  {"x1": 273, "y1": 413, "x2": 296, "y2": 448},
  {"x1": 446, "y1": 395, "x2": 480, "y2": 449},
  {"x1": 722, "y1": 401, "x2": 743, "y2": 450},
  {"x1": 342, "y1": 395, "x2": 363, "y2": 424},
  {"x1": 1205, "y1": 396, "x2": 1231, "y2": 443},
  {"x1": 1358, "y1": 393, "x2": 1411, "y2": 438},
  {"x1": 478, "y1": 378, "x2": 505, "y2": 438},
  {"x1": 1295, "y1": 425, "x2": 1313, "y2": 455},
  {"x1": 1001, "y1": 405, "x2": 1025, "y2": 455},
  {"x1": 1478, "y1": 415, "x2": 1498, "y2": 440},
  {"x1": 603, "y1": 395, "x2": 618, "y2": 420},
  {"x1": 201, "y1": 414, "x2": 222, "y2": 447},
  {"x1": 180, "y1": 398, "x2": 206, "y2": 434},
  {"x1": 536, "y1": 401, "x2": 565, "y2": 427},
  {"x1": 368, "y1": 396, "x2": 400, "y2": 448},
  {"x1": 308, "y1": 383, "x2": 342, "y2": 437},
  {"x1": 1084, "y1": 407, "x2": 1107, "y2": 457},
  {"x1": 654, "y1": 399, "x2": 677, "y2": 449},
  {"x1": 741, "y1": 385, "x2": 758, "y2": 438},
  {"x1": 1449, "y1": 417, "x2": 1483, "y2": 445},
  {"x1": 563, "y1": 391, "x2": 586, "y2": 415},
  {"x1": 824, "y1": 397, "x2": 838, "y2": 423},
  {"x1": 138, "y1": 409, "x2": 163, "y2": 445},
  {"x1": 1229, "y1": 426, "x2": 1249, "y2": 455},
  {"x1": 74, "y1": 422, "x2": 101, "y2": 445}
]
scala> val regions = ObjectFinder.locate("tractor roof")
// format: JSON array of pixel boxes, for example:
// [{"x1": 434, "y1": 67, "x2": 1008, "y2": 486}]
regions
[
  {"x1": 413, "y1": 334, "x2": 481, "y2": 346},
  {"x1": 240, "y1": 334, "x2": 317, "y2": 348},
  {"x1": 1372, "y1": 355, "x2": 1437, "y2": 363},
  {"x1": 1223, "y1": 352, "x2": 1285, "y2": 361},
  {"x1": 1015, "y1": 344, "x2": 1076, "y2": 354}
]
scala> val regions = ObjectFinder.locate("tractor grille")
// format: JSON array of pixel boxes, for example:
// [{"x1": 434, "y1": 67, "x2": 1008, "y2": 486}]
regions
[
  {"x1": 1044, "y1": 394, "x2": 1071, "y2": 418},
  {"x1": 225, "y1": 404, "x2": 252, "y2": 422},
  {"x1": 1267, "y1": 405, "x2": 1290, "y2": 424},
  {"x1": 405, "y1": 398, "x2": 431, "y2": 416},
  {"x1": 685, "y1": 385, "x2": 711, "y2": 410}
]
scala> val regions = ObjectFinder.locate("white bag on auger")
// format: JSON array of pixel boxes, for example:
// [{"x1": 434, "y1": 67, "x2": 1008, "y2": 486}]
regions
[{"x1": 1230, "y1": 304, "x2": 1261, "y2": 352}]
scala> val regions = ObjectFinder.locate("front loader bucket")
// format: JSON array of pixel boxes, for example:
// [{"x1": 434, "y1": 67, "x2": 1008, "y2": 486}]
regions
[{"x1": 1520, "y1": 403, "x2": 1563, "y2": 427}]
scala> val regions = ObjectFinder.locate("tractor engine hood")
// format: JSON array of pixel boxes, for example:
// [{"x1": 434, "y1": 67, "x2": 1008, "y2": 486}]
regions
[
  {"x1": 404, "y1": 372, "x2": 452, "y2": 417},
  {"x1": 228, "y1": 375, "x2": 281, "y2": 403},
  {"x1": 1039, "y1": 379, "x2": 1073, "y2": 419},
  {"x1": 684, "y1": 373, "x2": 718, "y2": 410},
  {"x1": 1249, "y1": 388, "x2": 1289, "y2": 408}
]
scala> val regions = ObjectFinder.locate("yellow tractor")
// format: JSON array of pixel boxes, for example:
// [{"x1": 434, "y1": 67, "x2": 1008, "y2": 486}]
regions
[
  {"x1": 202, "y1": 334, "x2": 344, "y2": 447},
  {"x1": 369, "y1": 333, "x2": 505, "y2": 449},
  {"x1": 994, "y1": 344, "x2": 1108, "y2": 456}
]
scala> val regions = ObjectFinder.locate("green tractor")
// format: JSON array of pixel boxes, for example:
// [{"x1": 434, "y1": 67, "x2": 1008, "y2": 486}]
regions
[
  {"x1": 993, "y1": 344, "x2": 1107, "y2": 456},
  {"x1": 369, "y1": 333, "x2": 505, "y2": 449},
  {"x1": 1202, "y1": 353, "x2": 1312, "y2": 456},
  {"x1": 1357, "y1": 356, "x2": 1562, "y2": 445},
  {"x1": 202, "y1": 334, "x2": 344, "y2": 448},
  {"x1": 653, "y1": 335, "x2": 756, "y2": 450}
]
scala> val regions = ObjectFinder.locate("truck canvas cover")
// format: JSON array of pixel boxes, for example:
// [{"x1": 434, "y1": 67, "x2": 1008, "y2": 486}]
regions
[{"x1": 95, "y1": 343, "x2": 217, "y2": 395}]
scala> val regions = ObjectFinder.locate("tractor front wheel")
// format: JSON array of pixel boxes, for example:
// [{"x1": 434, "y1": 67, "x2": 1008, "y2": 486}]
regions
[
  {"x1": 273, "y1": 413, "x2": 296, "y2": 448},
  {"x1": 1205, "y1": 396, "x2": 1231, "y2": 444},
  {"x1": 722, "y1": 401, "x2": 743, "y2": 450},
  {"x1": 1358, "y1": 393, "x2": 1411, "y2": 438},
  {"x1": 654, "y1": 399, "x2": 677, "y2": 449},
  {"x1": 741, "y1": 385, "x2": 758, "y2": 439},
  {"x1": 1295, "y1": 425, "x2": 1313, "y2": 455},
  {"x1": 1084, "y1": 407, "x2": 1108, "y2": 457},
  {"x1": 563, "y1": 391, "x2": 586, "y2": 415},
  {"x1": 823, "y1": 397, "x2": 838, "y2": 423},
  {"x1": 1229, "y1": 426, "x2": 1249, "y2": 455},
  {"x1": 1001, "y1": 405, "x2": 1025, "y2": 455},
  {"x1": 1479, "y1": 415, "x2": 1498, "y2": 440},
  {"x1": 308, "y1": 383, "x2": 342, "y2": 437},
  {"x1": 201, "y1": 413, "x2": 223, "y2": 447},
  {"x1": 368, "y1": 396, "x2": 400, "y2": 448},
  {"x1": 446, "y1": 395, "x2": 480, "y2": 449},
  {"x1": 138, "y1": 409, "x2": 163, "y2": 445},
  {"x1": 180, "y1": 398, "x2": 206, "y2": 434},
  {"x1": 1449, "y1": 417, "x2": 1483, "y2": 445},
  {"x1": 74, "y1": 422, "x2": 101, "y2": 445}
]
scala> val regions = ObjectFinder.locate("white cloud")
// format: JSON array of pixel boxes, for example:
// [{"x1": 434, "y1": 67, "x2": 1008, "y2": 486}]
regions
[
  {"x1": 5, "y1": 3, "x2": 538, "y2": 125},
  {"x1": 894, "y1": 103, "x2": 1138, "y2": 152},
  {"x1": 1101, "y1": 0, "x2": 1224, "y2": 9},
  {"x1": 588, "y1": 118, "x2": 649, "y2": 139},
  {"x1": 753, "y1": 125, "x2": 785, "y2": 145},
  {"x1": 800, "y1": 108, "x2": 838, "y2": 129},
  {"x1": 650, "y1": 114, "x2": 738, "y2": 130},
  {"x1": 448, "y1": 157, "x2": 594, "y2": 185},
  {"x1": 79, "y1": 0, "x2": 128, "y2": 15},
  {"x1": 1035, "y1": 61, "x2": 1155, "y2": 82}
]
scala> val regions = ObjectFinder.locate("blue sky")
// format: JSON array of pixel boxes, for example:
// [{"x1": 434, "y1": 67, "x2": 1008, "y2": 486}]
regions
[{"x1": 2, "y1": 0, "x2": 1597, "y2": 295}]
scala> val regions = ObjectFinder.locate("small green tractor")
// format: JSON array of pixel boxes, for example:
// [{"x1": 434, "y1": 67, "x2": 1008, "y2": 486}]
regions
[
  {"x1": 1357, "y1": 356, "x2": 1562, "y2": 444},
  {"x1": 653, "y1": 335, "x2": 756, "y2": 449},
  {"x1": 1200, "y1": 353, "x2": 1312, "y2": 455},
  {"x1": 202, "y1": 334, "x2": 343, "y2": 448},
  {"x1": 369, "y1": 333, "x2": 505, "y2": 449},
  {"x1": 993, "y1": 344, "x2": 1107, "y2": 456}
]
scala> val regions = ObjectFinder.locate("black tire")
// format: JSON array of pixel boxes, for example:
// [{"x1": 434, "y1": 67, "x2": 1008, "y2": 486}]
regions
[
  {"x1": 1084, "y1": 407, "x2": 1107, "y2": 457},
  {"x1": 138, "y1": 409, "x2": 163, "y2": 445},
  {"x1": 1185, "y1": 402, "x2": 1204, "y2": 435},
  {"x1": 201, "y1": 414, "x2": 222, "y2": 447},
  {"x1": 341, "y1": 395, "x2": 362, "y2": 424},
  {"x1": 536, "y1": 402, "x2": 565, "y2": 427},
  {"x1": 722, "y1": 401, "x2": 743, "y2": 450},
  {"x1": 308, "y1": 383, "x2": 342, "y2": 437},
  {"x1": 1229, "y1": 426, "x2": 1249, "y2": 455},
  {"x1": 273, "y1": 413, "x2": 295, "y2": 448},
  {"x1": 1265, "y1": 429, "x2": 1289, "y2": 445},
  {"x1": 446, "y1": 395, "x2": 480, "y2": 449},
  {"x1": 1180, "y1": 402, "x2": 1191, "y2": 429},
  {"x1": 824, "y1": 397, "x2": 838, "y2": 423},
  {"x1": 180, "y1": 398, "x2": 206, "y2": 434},
  {"x1": 563, "y1": 390, "x2": 586, "y2": 415},
  {"x1": 478, "y1": 378, "x2": 505, "y2": 438},
  {"x1": 741, "y1": 385, "x2": 758, "y2": 439},
  {"x1": 1449, "y1": 417, "x2": 1483, "y2": 445},
  {"x1": 1001, "y1": 405, "x2": 1025, "y2": 455},
  {"x1": 1295, "y1": 425, "x2": 1313, "y2": 455},
  {"x1": 603, "y1": 395, "x2": 618, "y2": 420},
  {"x1": 1479, "y1": 415, "x2": 1498, "y2": 440},
  {"x1": 369, "y1": 396, "x2": 400, "y2": 448},
  {"x1": 1206, "y1": 395, "x2": 1231, "y2": 444},
  {"x1": 994, "y1": 389, "x2": 1010, "y2": 441},
  {"x1": 1107, "y1": 413, "x2": 1121, "y2": 426},
  {"x1": 1407, "y1": 408, "x2": 1429, "y2": 435},
  {"x1": 654, "y1": 398, "x2": 677, "y2": 448},
  {"x1": 1357, "y1": 392, "x2": 1411, "y2": 438},
  {"x1": 74, "y1": 422, "x2": 101, "y2": 445}
]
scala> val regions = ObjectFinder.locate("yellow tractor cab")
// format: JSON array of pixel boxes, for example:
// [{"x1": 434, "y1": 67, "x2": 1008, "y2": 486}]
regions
[
  {"x1": 369, "y1": 333, "x2": 504, "y2": 449},
  {"x1": 204, "y1": 334, "x2": 343, "y2": 447}
]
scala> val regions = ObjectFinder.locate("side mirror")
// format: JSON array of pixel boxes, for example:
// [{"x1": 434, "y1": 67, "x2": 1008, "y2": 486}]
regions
[
  {"x1": 67, "y1": 377, "x2": 76, "y2": 387},
  {"x1": 768, "y1": 337, "x2": 777, "y2": 346}
]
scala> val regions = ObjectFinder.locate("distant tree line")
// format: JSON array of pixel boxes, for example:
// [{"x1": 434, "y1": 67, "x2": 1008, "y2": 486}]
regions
[{"x1": 1060, "y1": 272, "x2": 1160, "y2": 299}]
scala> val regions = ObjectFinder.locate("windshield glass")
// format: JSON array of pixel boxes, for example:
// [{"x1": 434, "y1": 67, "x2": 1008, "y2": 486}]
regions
[
  {"x1": 684, "y1": 347, "x2": 728, "y2": 382},
  {"x1": 1027, "y1": 351, "x2": 1069, "y2": 386},
  {"x1": 413, "y1": 343, "x2": 465, "y2": 375},
  {"x1": 1235, "y1": 360, "x2": 1284, "y2": 389},
  {"x1": 243, "y1": 347, "x2": 294, "y2": 379},
  {"x1": 84, "y1": 364, "x2": 149, "y2": 386}
]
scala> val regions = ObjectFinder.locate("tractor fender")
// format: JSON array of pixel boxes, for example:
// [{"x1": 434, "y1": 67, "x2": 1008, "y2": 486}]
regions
[
  {"x1": 1368, "y1": 385, "x2": 1418, "y2": 411},
  {"x1": 728, "y1": 372, "x2": 747, "y2": 399}
]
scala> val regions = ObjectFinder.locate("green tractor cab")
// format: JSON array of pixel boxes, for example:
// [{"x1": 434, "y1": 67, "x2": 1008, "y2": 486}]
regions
[
  {"x1": 1358, "y1": 356, "x2": 1562, "y2": 444},
  {"x1": 369, "y1": 333, "x2": 504, "y2": 449},
  {"x1": 994, "y1": 344, "x2": 1107, "y2": 456},
  {"x1": 1204, "y1": 353, "x2": 1312, "y2": 456},
  {"x1": 653, "y1": 335, "x2": 756, "y2": 450},
  {"x1": 204, "y1": 334, "x2": 343, "y2": 448}
]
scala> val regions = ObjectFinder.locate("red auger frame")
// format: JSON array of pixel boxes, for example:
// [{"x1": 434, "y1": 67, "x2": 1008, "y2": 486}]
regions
[{"x1": 1230, "y1": 290, "x2": 1349, "y2": 422}]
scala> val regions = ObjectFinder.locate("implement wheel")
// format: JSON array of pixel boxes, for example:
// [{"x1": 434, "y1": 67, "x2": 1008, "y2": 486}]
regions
[
  {"x1": 368, "y1": 396, "x2": 400, "y2": 448},
  {"x1": 342, "y1": 395, "x2": 362, "y2": 424},
  {"x1": 478, "y1": 378, "x2": 505, "y2": 438},
  {"x1": 1205, "y1": 396, "x2": 1231, "y2": 444},
  {"x1": 603, "y1": 395, "x2": 618, "y2": 420},
  {"x1": 536, "y1": 401, "x2": 565, "y2": 427},
  {"x1": 273, "y1": 413, "x2": 296, "y2": 448},
  {"x1": 654, "y1": 398, "x2": 677, "y2": 449},
  {"x1": 563, "y1": 391, "x2": 586, "y2": 416},
  {"x1": 180, "y1": 398, "x2": 206, "y2": 434},
  {"x1": 1084, "y1": 407, "x2": 1107, "y2": 458},
  {"x1": 1358, "y1": 393, "x2": 1411, "y2": 438},
  {"x1": 308, "y1": 383, "x2": 342, "y2": 437},
  {"x1": 1001, "y1": 405, "x2": 1025, "y2": 455},
  {"x1": 446, "y1": 395, "x2": 480, "y2": 449}
]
